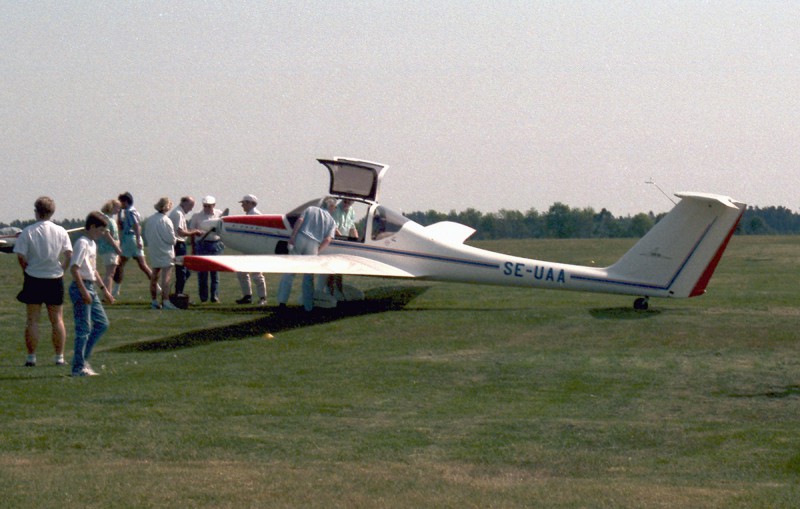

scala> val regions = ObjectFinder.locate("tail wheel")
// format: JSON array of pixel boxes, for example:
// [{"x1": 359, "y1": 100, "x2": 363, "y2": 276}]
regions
[{"x1": 634, "y1": 297, "x2": 649, "y2": 311}]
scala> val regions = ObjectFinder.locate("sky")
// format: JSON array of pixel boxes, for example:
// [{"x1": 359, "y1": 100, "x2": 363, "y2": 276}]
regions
[{"x1": 2, "y1": 1, "x2": 799, "y2": 224}]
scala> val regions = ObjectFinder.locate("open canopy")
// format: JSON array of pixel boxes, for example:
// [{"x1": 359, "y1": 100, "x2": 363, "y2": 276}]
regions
[{"x1": 318, "y1": 157, "x2": 388, "y2": 203}]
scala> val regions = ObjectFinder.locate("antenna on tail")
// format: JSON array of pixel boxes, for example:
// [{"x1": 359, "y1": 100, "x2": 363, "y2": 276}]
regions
[{"x1": 645, "y1": 179, "x2": 677, "y2": 205}]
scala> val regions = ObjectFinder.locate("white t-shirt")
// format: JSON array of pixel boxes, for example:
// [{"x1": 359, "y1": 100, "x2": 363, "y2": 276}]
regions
[
  {"x1": 189, "y1": 208, "x2": 222, "y2": 242},
  {"x1": 70, "y1": 235, "x2": 97, "y2": 281},
  {"x1": 13, "y1": 220, "x2": 72, "y2": 278},
  {"x1": 169, "y1": 207, "x2": 188, "y2": 242}
]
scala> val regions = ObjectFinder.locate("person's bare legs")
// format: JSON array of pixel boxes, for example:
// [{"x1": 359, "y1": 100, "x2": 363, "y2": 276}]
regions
[
  {"x1": 45, "y1": 304, "x2": 66, "y2": 356},
  {"x1": 160, "y1": 266, "x2": 173, "y2": 304},
  {"x1": 24, "y1": 304, "x2": 41, "y2": 355},
  {"x1": 115, "y1": 256, "x2": 128, "y2": 284},
  {"x1": 135, "y1": 255, "x2": 153, "y2": 280},
  {"x1": 150, "y1": 268, "x2": 162, "y2": 301},
  {"x1": 103, "y1": 264, "x2": 117, "y2": 294}
]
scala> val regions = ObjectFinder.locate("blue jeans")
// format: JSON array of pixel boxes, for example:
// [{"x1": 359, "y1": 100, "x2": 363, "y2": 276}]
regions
[
  {"x1": 276, "y1": 234, "x2": 319, "y2": 311},
  {"x1": 69, "y1": 281, "x2": 109, "y2": 374},
  {"x1": 195, "y1": 240, "x2": 224, "y2": 302}
]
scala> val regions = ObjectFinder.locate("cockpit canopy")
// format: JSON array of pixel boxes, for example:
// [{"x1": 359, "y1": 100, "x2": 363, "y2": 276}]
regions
[
  {"x1": 284, "y1": 158, "x2": 408, "y2": 244},
  {"x1": 318, "y1": 158, "x2": 388, "y2": 203}
]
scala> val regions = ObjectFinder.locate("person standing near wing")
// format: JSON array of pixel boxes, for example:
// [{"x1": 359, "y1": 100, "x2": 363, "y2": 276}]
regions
[
  {"x1": 145, "y1": 197, "x2": 178, "y2": 310},
  {"x1": 325, "y1": 198, "x2": 358, "y2": 300},
  {"x1": 189, "y1": 196, "x2": 224, "y2": 303},
  {"x1": 276, "y1": 197, "x2": 337, "y2": 311},
  {"x1": 169, "y1": 196, "x2": 203, "y2": 296},
  {"x1": 235, "y1": 194, "x2": 267, "y2": 305}
]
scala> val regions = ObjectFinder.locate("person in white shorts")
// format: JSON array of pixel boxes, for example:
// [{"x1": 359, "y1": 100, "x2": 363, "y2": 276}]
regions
[{"x1": 145, "y1": 197, "x2": 178, "y2": 309}]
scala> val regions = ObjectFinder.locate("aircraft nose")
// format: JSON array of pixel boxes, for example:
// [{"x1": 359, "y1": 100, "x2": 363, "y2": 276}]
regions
[{"x1": 200, "y1": 218, "x2": 221, "y2": 232}]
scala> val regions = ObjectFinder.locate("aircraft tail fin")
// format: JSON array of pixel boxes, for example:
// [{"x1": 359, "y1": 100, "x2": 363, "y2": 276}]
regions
[{"x1": 607, "y1": 192, "x2": 745, "y2": 298}]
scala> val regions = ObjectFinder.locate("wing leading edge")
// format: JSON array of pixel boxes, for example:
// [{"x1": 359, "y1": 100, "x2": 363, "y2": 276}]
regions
[{"x1": 179, "y1": 254, "x2": 416, "y2": 278}]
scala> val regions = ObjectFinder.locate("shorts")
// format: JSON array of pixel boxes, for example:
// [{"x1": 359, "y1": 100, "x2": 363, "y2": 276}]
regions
[
  {"x1": 17, "y1": 274, "x2": 65, "y2": 306},
  {"x1": 149, "y1": 248, "x2": 174, "y2": 269},
  {"x1": 120, "y1": 234, "x2": 144, "y2": 258},
  {"x1": 99, "y1": 251, "x2": 119, "y2": 267}
]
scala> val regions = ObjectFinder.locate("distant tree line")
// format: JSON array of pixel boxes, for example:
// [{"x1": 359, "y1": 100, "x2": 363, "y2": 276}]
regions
[
  {"x1": 1, "y1": 205, "x2": 797, "y2": 240},
  {"x1": 405, "y1": 205, "x2": 800, "y2": 240},
  {"x1": 3, "y1": 217, "x2": 85, "y2": 231}
]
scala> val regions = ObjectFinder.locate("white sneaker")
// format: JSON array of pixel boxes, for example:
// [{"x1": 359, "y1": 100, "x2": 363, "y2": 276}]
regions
[
  {"x1": 162, "y1": 301, "x2": 179, "y2": 310},
  {"x1": 73, "y1": 367, "x2": 99, "y2": 377},
  {"x1": 258, "y1": 298, "x2": 267, "y2": 306}
]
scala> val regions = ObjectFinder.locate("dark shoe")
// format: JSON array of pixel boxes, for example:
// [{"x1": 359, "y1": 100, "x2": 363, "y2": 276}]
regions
[
  {"x1": 236, "y1": 295, "x2": 252, "y2": 305},
  {"x1": 24, "y1": 360, "x2": 36, "y2": 367},
  {"x1": 210, "y1": 297, "x2": 220, "y2": 303}
]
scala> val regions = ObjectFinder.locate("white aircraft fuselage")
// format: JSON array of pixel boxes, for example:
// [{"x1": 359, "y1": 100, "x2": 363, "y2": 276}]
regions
[{"x1": 182, "y1": 158, "x2": 744, "y2": 310}]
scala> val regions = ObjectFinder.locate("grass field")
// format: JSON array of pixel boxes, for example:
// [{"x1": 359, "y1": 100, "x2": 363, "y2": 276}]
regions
[{"x1": 1, "y1": 235, "x2": 798, "y2": 508}]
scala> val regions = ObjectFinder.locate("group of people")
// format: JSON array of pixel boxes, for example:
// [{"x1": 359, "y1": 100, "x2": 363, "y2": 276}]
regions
[
  {"x1": 97, "y1": 193, "x2": 241, "y2": 308},
  {"x1": 13, "y1": 192, "x2": 356, "y2": 375},
  {"x1": 14, "y1": 197, "x2": 113, "y2": 376},
  {"x1": 13, "y1": 193, "x2": 236, "y2": 376}
]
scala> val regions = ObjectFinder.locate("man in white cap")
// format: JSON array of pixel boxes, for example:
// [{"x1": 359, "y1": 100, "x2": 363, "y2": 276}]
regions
[
  {"x1": 188, "y1": 195, "x2": 224, "y2": 303},
  {"x1": 236, "y1": 194, "x2": 267, "y2": 305}
]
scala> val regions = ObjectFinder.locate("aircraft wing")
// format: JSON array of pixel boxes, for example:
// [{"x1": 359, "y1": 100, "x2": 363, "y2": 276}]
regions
[{"x1": 180, "y1": 254, "x2": 417, "y2": 278}]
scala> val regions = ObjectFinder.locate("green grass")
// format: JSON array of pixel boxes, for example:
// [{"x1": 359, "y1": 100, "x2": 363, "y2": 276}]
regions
[{"x1": 1, "y1": 236, "x2": 799, "y2": 508}]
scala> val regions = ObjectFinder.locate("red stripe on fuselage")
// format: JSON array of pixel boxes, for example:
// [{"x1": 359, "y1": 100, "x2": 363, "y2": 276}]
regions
[
  {"x1": 223, "y1": 215, "x2": 286, "y2": 229},
  {"x1": 689, "y1": 208, "x2": 744, "y2": 297}
]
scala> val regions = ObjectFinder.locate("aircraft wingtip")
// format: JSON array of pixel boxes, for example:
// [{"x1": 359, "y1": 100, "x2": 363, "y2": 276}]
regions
[{"x1": 180, "y1": 255, "x2": 235, "y2": 273}]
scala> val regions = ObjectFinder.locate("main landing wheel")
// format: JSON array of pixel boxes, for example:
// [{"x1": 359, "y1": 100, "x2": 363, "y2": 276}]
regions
[{"x1": 633, "y1": 297, "x2": 649, "y2": 311}]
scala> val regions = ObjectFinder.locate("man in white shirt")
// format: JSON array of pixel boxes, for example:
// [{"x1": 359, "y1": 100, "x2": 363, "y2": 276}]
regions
[
  {"x1": 236, "y1": 194, "x2": 268, "y2": 305},
  {"x1": 169, "y1": 196, "x2": 203, "y2": 295},
  {"x1": 189, "y1": 195, "x2": 224, "y2": 303},
  {"x1": 14, "y1": 196, "x2": 72, "y2": 367}
]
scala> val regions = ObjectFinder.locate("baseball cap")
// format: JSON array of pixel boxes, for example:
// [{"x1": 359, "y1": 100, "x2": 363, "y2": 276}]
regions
[
  {"x1": 239, "y1": 194, "x2": 258, "y2": 203},
  {"x1": 202, "y1": 195, "x2": 216, "y2": 205}
]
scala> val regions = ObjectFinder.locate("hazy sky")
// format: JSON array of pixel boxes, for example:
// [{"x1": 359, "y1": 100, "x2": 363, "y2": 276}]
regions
[{"x1": 2, "y1": 1, "x2": 798, "y2": 224}]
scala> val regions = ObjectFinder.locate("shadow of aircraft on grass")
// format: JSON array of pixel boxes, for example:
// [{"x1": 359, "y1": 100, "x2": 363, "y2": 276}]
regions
[
  {"x1": 109, "y1": 286, "x2": 429, "y2": 353},
  {"x1": 726, "y1": 385, "x2": 800, "y2": 399},
  {"x1": 589, "y1": 307, "x2": 662, "y2": 320}
]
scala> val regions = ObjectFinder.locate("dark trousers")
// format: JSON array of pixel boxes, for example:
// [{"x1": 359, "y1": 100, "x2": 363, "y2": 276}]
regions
[{"x1": 174, "y1": 241, "x2": 189, "y2": 294}]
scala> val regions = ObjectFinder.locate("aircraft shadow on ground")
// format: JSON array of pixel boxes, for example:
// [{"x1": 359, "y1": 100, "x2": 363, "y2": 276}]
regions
[
  {"x1": 589, "y1": 307, "x2": 662, "y2": 320},
  {"x1": 109, "y1": 286, "x2": 429, "y2": 353},
  {"x1": 727, "y1": 385, "x2": 800, "y2": 399}
]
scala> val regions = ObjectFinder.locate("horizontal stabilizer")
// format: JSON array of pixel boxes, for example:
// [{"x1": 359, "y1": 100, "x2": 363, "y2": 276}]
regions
[{"x1": 179, "y1": 254, "x2": 417, "y2": 278}]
